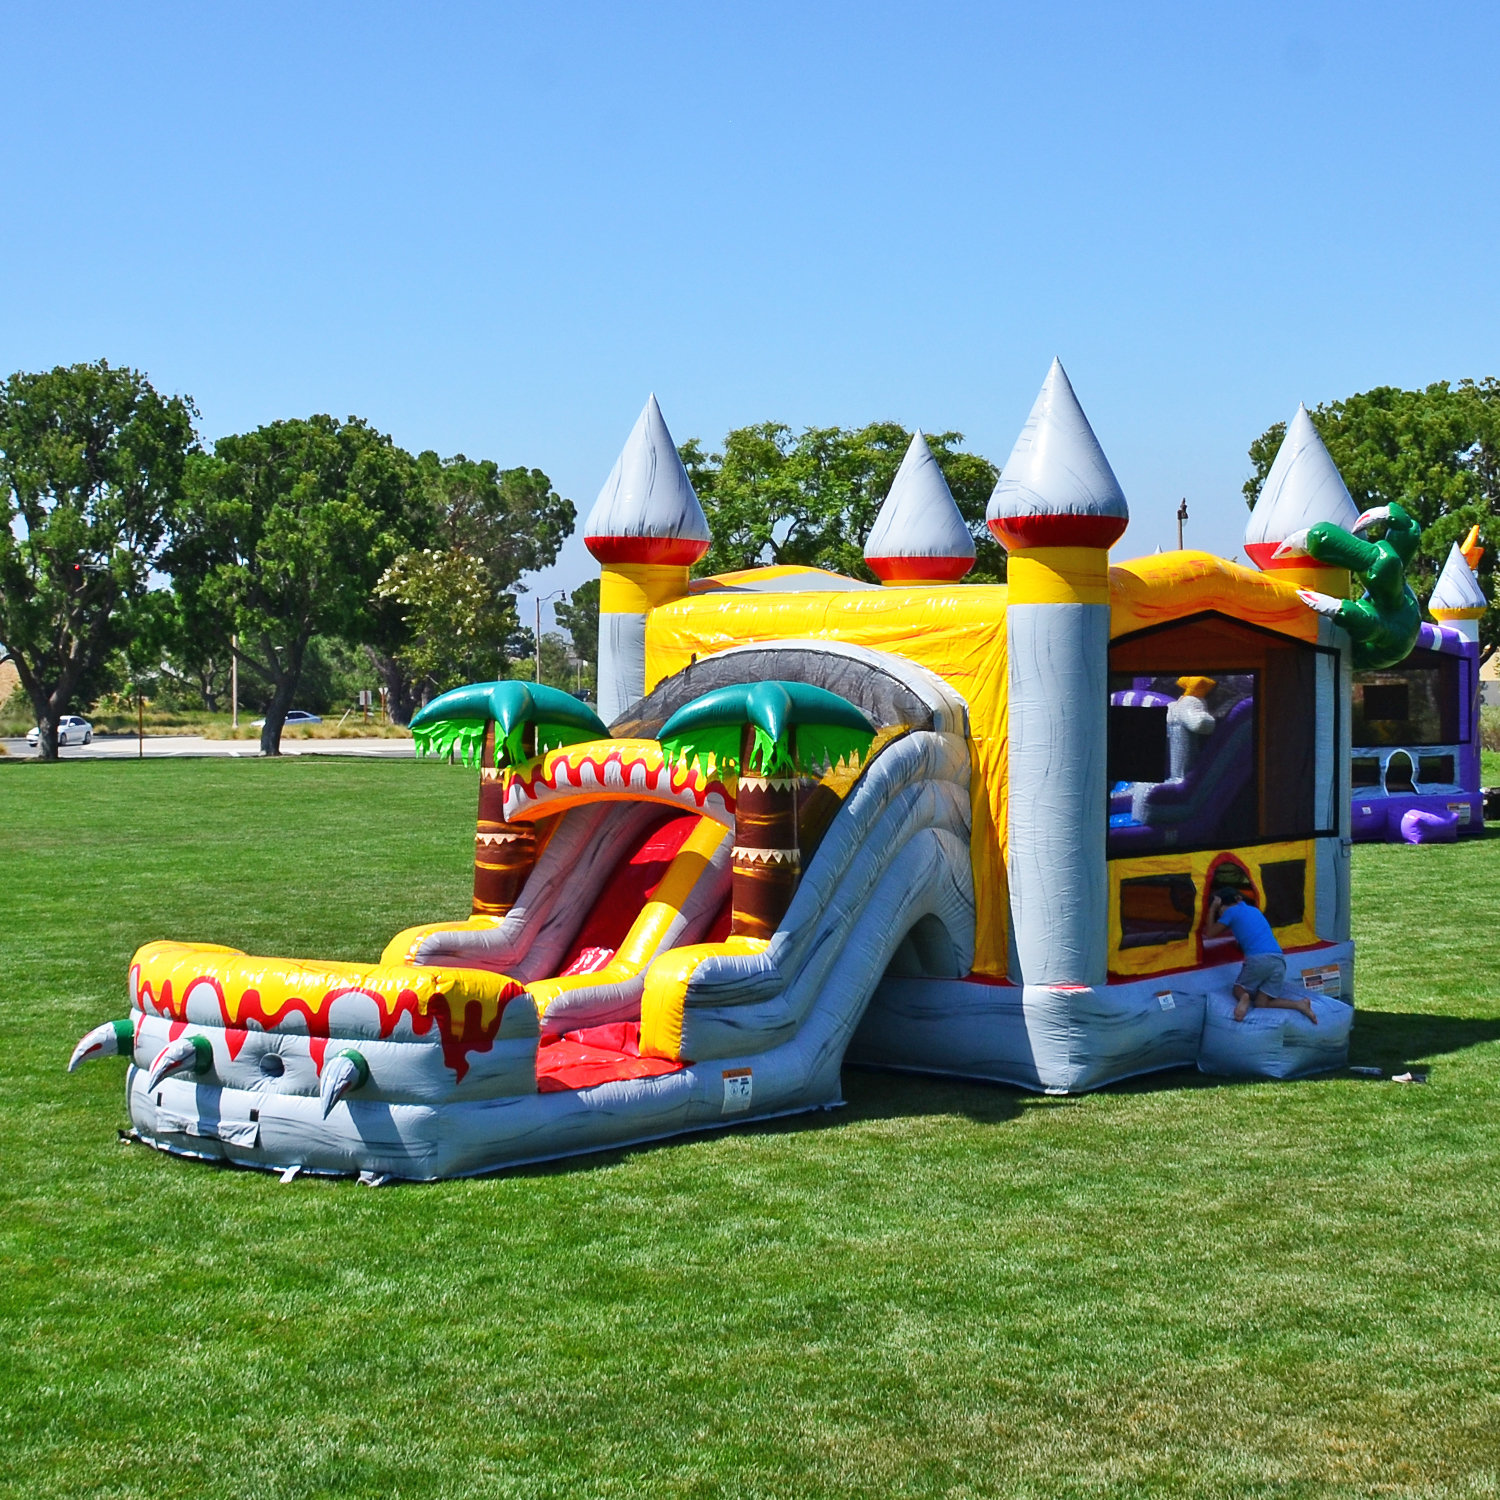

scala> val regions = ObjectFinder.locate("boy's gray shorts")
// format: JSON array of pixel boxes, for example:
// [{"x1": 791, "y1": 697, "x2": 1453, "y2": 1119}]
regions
[{"x1": 1237, "y1": 953, "x2": 1286, "y2": 996}]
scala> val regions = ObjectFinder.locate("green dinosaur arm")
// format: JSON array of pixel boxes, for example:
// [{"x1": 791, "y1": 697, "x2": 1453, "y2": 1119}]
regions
[{"x1": 1304, "y1": 522, "x2": 1381, "y2": 574}]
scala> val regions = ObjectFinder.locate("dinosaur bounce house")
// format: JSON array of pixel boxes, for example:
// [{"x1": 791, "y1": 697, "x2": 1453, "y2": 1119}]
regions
[{"x1": 71, "y1": 363, "x2": 1460, "y2": 1180}]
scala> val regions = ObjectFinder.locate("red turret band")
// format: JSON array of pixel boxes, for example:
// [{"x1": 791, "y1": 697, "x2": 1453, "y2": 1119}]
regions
[
  {"x1": 987, "y1": 514, "x2": 1128, "y2": 552},
  {"x1": 866, "y1": 554, "x2": 976, "y2": 583},
  {"x1": 585, "y1": 535, "x2": 710, "y2": 566}
]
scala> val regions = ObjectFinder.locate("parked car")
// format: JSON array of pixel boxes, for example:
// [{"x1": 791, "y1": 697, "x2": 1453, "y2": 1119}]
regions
[
  {"x1": 27, "y1": 716, "x2": 93, "y2": 746},
  {"x1": 249, "y1": 710, "x2": 323, "y2": 728}
]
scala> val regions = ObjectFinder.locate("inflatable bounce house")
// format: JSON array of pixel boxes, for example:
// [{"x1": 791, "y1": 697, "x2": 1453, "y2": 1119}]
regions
[
  {"x1": 1350, "y1": 528, "x2": 1487, "y2": 843},
  {"x1": 72, "y1": 364, "x2": 1426, "y2": 1180},
  {"x1": 1243, "y1": 407, "x2": 1490, "y2": 844}
]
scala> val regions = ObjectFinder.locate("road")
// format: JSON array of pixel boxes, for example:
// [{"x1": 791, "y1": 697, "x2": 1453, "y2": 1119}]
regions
[{"x1": 1, "y1": 734, "x2": 416, "y2": 760}]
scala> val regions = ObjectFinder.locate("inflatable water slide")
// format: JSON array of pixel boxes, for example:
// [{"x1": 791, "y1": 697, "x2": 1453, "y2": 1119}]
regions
[{"x1": 72, "y1": 366, "x2": 1417, "y2": 1179}]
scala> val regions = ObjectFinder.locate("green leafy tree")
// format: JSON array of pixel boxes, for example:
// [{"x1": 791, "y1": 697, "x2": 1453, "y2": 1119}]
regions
[
  {"x1": 151, "y1": 585, "x2": 232, "y2": 712},
  {"x1": 375, "y1": 548, "x2": 519, "y2": 693},
  {"x1": 507, "y1": 630, "x2": 578, "y2": 691},
  {"x1": 1245, "y1": 381, "x2": 1499, "y2": 656},
  {"x1": 0, "y1": 361, "x2": 198, "y2": 759},
  {"x1": 680, "y1": 422, "x2": 1003, "y2": 584},
  {"x1": 371, "y1": 454, "x2": 574, "y2": 716},
  {"x1": 554, "y1": 577, "x2": 599, "y2": 673},
  {"x1": 171, "y1": 416, "x2": 418, "y2": 754}
]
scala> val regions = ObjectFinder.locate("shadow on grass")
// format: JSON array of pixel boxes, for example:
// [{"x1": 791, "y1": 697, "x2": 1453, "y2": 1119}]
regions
[
  {"x1": 1350, "y1": 1008, "x2": 1500, "y2": 1068},
  {"x1": 486, "y1": 1070, "x2": 1033, "y2": 1184},
  {"x1": 151, "y1": 1012, "x2": 1500, "y2": 1189}
]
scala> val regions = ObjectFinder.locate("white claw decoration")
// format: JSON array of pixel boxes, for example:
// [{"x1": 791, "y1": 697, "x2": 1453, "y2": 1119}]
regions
[
  {"x1": 68, "y1": 1019, "x2": 134, "y2": 1072},
  {"x1": 146, "y1": 1035, "x2": 210, "y2": 1091},
  {"x1": 319, "y1": 1050, "x2": 369, "y2": 1118},
  {"x1": 1272, "y1": 528, "x2": 1312, "y2": 559},
  {"x1": 1352, "y1": 505, "x2": 1391, "y2": 535},
  {"x1": 1296, "y1": 587, "x2": 1342, "y2": 618}
]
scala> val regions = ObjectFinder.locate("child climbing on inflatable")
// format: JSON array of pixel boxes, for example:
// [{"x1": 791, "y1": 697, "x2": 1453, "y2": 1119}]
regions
[{"x1": 1206, "y1": 890, "x2": 1317, "y2": 1026}]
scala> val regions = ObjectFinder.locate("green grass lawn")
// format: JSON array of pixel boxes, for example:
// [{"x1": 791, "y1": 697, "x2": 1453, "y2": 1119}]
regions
[{"x1": 2, "y1": 759, "x2": 1498, "y2": 1499}]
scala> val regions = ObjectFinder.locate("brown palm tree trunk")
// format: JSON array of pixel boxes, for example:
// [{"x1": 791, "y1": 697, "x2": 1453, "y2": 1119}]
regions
[
  {"x1": 471, "y1": 721, "x2": 537, "y2": 917},
  {"x1": 731, "y1": 723, "x2": 800, "y2": 938}
]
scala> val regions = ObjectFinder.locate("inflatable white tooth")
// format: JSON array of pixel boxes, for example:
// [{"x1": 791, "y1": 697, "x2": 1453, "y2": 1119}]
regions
[
  {"x1": 319, "y1": 1049, "x2": 370, "y2": 1118},
  {"x1": 1352, "y1": 505, "x2": 1392, "y2": 535},
  {"x1": 67, "y1": 1018, "x2": 135, "y2": 1072},
  {"x1": 146, "y1": 1034, "x2": 213, "y2": 1091},
  {"x1": 1296, "y1": 587, "x2": 1343, "y2": 618}
]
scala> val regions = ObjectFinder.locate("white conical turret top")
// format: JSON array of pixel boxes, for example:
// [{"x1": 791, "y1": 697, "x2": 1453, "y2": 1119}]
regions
[
  {"x1": 1430, "y1": 540, "x2": 1487, "y2": 613},
  {"x1": 863, "y1": 431, "x2": 976, "y2": 582},
  {"x1": 986, "y1": 359, "x2": 1129, "y2": 551},
  {"x1": 1244, "y1": 405, "x2": 1360, "y2": 569},
  {"x1": 584, "y1": 394, "x2": 711, "y2": 565}
]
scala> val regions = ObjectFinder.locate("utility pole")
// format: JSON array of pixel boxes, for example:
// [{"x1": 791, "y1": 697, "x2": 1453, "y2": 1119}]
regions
[
  {"x1": 231, "y1": 635, "x2": 238, "y2": 730},
  {"x1": 1176, "y1": 498, "x2": 1189, "y2": 551},
  {"x1": 535, "y1": 590, "x2": 567, "y2": 686}
]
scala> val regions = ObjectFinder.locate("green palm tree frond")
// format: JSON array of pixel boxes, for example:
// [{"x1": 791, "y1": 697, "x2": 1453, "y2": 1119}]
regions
[
  {"x1": 410, "y1": 680, "x2": 608, "y2": 769},
  {"x1": 657, "y1": 681, "x2": 874, "y2": 779}
]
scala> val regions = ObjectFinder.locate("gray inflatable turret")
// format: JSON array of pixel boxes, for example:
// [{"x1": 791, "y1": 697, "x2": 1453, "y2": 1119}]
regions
[
  {"x1": 987, "y1": 359, "x2": 1128, "y2": 986},
  {"x1": 584, "y1": 396, "x2": 710, "y2": 724},
  {"x1": 864, "y1": 431, "x2": 976, "y2": 583}
]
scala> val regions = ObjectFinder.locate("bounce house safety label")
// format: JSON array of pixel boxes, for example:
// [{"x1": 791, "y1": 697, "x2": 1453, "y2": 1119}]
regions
[
  {"x1": 1302, "y1": 964, "x2": 1342, "y2": 998},
  {"x1": 722, "y1": 1068, "x2": 753, "y2": 1114}
]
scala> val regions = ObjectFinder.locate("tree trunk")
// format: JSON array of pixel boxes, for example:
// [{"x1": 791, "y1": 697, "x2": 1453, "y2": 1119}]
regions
[
  {"x1": 31, "y1": 692, "x2": 60, "y2": 761},
  {"x1": 471, "y1": 722, "x2": 536, "y2": 917},
  {"x1": 257, "y1": 631, "x2": 309, "y2": 756},
  {"x1": 364, "y1": 645, "x2": 418, "y2": 726},
  {"x1": 730, "y1": 723, "x2": 801, "y2": 939},
  {"x1": 13, "y1": 654, "x2": 66, "y2": 762}
]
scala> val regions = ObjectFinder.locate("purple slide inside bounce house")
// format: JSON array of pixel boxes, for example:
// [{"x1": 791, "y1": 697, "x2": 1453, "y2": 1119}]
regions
[
  {"x1": 1350, "y1": 623, "x2": 1483, "y2": 844},
  {"x1": 1109, "y1": 694, "x2": 1255, "y2": 854}
]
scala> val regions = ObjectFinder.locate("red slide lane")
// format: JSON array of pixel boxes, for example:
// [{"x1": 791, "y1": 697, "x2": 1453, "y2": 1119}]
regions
[
  {"x1": 536, "y1": 813, "x2": 706, "y2": 1092},
  {"x1": 554, "y1": 812, "x2": 701, "y2": 976}
]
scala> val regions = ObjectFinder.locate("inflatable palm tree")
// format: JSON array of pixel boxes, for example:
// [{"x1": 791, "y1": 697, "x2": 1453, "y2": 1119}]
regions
[
  {"x1": 410, "y1": 681, "x2": 608, "y2": 769},
  {"x1": 412, "y1": 682, "x2": 609, "y2": 917},
  {"x1": 658, "y1": 681, "x2": 874, "y2": 938}
]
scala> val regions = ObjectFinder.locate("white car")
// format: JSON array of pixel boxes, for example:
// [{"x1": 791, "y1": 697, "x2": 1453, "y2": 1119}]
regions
[
  {"x1": 250, "y1": 710, "x2": 323, "y2": 728},
  {"x1": 27, "y1": 715, "x2": 93, "y2": 746}
]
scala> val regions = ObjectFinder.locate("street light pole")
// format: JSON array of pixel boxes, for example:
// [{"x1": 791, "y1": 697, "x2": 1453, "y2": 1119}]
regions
[
  {"x1": 534, "y1": 590, "x2": 568, "y2": 686},
  {"x1": 1176, "y1": 498, "x2": 1189, "y2": 551}
]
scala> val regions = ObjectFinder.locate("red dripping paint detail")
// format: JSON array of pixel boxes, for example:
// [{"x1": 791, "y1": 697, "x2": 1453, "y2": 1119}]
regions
[
  {"x1": 422, "y1": 994, "x2": 509, "y2": 1083},
  {"x1": 503, "y1": 746, "x2": 735, "y2": 821},
  {"x1": 134, "y1": 968, "x2": 523, "y2": 1081}
]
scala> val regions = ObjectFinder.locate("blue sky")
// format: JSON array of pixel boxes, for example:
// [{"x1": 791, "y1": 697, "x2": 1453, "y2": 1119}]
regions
[{"x1": 3, "y1": 2, "x2": 1496, "y2": 630}]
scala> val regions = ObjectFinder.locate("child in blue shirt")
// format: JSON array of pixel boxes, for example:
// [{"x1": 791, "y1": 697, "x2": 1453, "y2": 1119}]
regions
[{"x1": 1205, "y1": 889, "x2": 1317, "y2": 1024}]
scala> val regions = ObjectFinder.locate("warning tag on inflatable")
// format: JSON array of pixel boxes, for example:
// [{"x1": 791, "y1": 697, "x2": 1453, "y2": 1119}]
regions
[
  {"x1": 1302, "y1": 964, "x2": 1342, "y2": 998},
  {"x1": 722, "y1": 1068, "x2": 753, "y2": 1114}
]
